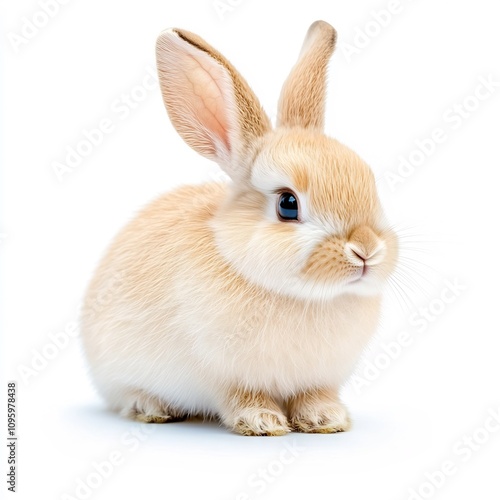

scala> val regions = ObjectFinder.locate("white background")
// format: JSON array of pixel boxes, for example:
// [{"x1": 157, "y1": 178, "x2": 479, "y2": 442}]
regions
[{"x1": 1, "y1": 0, "x2": 500, "y2": 499}]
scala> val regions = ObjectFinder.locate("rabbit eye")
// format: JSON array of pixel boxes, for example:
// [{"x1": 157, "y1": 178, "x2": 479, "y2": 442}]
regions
[{"x1": 277, "y1": 192, "x2": 299, "y2": 221}]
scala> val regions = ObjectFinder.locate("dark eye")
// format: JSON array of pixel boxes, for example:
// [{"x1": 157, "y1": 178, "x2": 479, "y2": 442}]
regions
[{"x1": 277, "y1": 192, "x2": 299, "y2": 221}]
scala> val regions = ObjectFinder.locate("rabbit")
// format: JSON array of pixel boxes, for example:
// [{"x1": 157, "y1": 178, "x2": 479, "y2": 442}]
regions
[{"x1": 81, "y1": 20, "x2": 398, "y2": 436}]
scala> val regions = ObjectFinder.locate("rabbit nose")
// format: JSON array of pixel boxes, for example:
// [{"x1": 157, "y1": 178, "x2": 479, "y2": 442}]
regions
[
  {"x1": 350, "y1": 247, "x2": 368, "y2": 262},
  {"x1": 345, "y1": 226, "x2": 386, "y2": 265}
]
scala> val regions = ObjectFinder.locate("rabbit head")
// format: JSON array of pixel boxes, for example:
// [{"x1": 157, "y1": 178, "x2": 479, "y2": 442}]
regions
[{"x1": 156, "y1": 21, "x2": 397, "y2": 301}]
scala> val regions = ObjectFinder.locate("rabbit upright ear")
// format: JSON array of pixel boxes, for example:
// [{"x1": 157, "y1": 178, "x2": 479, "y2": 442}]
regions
[
  {"x1": 156, "y1": 29, "x2": 271, "y2": 182},
  {"x1": 277, "y1": 21, "x2": 337, "y2": 130}
]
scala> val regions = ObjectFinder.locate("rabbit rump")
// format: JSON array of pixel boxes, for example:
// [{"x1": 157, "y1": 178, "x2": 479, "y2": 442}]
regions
[{"x1": 81, "y1": 21, "x2": 398, "y2": 436}]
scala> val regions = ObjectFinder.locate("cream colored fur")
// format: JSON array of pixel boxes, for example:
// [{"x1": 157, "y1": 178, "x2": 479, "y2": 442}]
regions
[{"x1": 81, "y1": 21, "x2": 398, "y2": 436}]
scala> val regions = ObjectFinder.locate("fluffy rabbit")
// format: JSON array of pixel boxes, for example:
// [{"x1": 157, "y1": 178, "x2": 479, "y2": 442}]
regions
[{"x1": 81, "y1": 21, "x2": 398, "y2": 436}]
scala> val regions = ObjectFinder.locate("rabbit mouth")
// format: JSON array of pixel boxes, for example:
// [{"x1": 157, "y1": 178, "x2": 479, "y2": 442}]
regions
[
  {"x1": 347, "y1": 268, "x2": 366, "y2": 283},
  {"x1": 352, "y1": 262, "x2": 372, "y2": 281}
]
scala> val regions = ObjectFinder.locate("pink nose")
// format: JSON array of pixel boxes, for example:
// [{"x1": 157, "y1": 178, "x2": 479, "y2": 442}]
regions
[{"x1": 346, "y1": 226, "x2": 386, "y2": 265}]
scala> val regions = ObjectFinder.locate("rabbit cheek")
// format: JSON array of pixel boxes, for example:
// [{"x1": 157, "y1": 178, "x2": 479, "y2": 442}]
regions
[{"x1": 301, "y1": 236, "x2": 355, "y2": 284}]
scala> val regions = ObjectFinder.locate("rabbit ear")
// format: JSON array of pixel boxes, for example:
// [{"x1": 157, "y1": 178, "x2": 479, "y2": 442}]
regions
[
  {"x1": 156, "y1": 28, "x2": 271, "y2": 182},
  {"x1": 277, "y1": 21, "x2": 337, "y2": 130}
]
